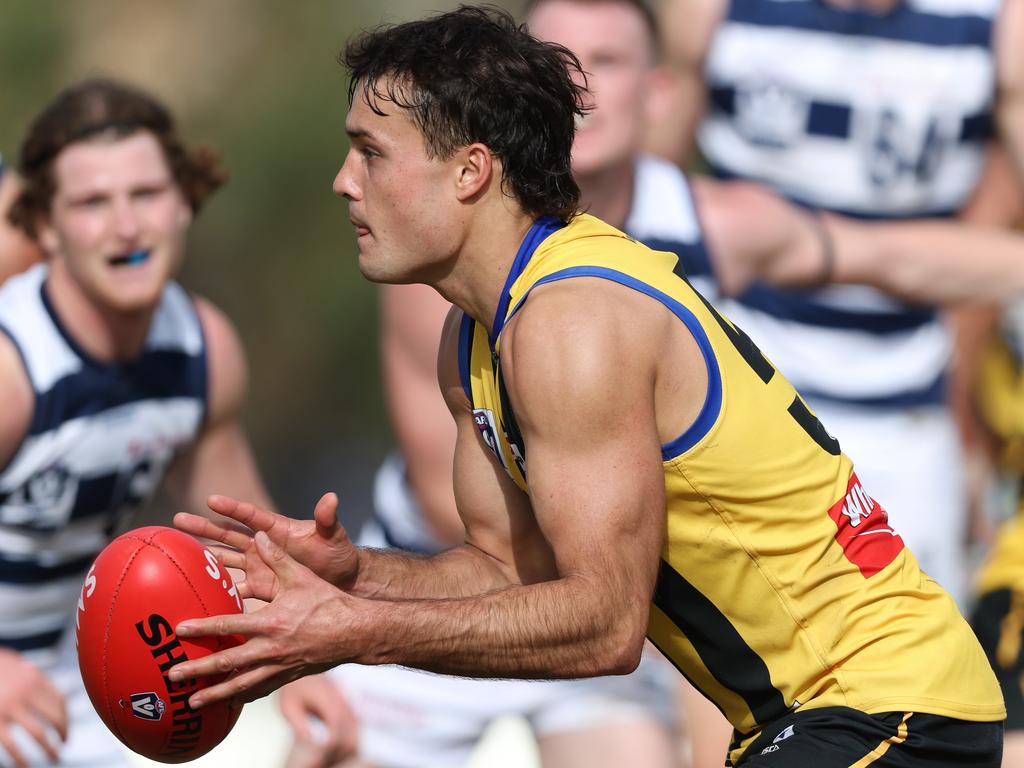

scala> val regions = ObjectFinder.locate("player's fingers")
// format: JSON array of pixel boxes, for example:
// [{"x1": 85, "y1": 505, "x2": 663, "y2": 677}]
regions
[
  {"x1": 175, "y1": 611, "x2": 254, "y2": 642},
  {"x1": 174, "y1": 512, "x2": 252, "y2": 551},
  {"x1": 207, "y1": 495, "x2": 280, "y2": 534},
  {"x1": 11, "y1": 707, "x2": 60, "y2": 763},
  {"x1": 313, "y1": 493, "x2": 341, "y2": 539},
  {"x1": 278, "y1": 689, "x2": 313, "y2": 741},
  {"x1": 0, "y1": 722, "x2": 29, "y2": 768},
  {"x1": 190, "y1": 664, "x2": 284, "y2": 709},
  {"x1": 29, "y1": 684, "x2": 67, "y2": 742},
  {"x1": 255, "y1": 531, "x2": 305, "y2": 582},
  {"x1": 211, "y1": 547, "x2": 246, "y2": 570}
]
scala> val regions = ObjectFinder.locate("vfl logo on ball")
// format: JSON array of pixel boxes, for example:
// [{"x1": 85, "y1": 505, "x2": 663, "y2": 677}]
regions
[{"x1": 128, "y1": 692, "x2": 166, "y2": 721}]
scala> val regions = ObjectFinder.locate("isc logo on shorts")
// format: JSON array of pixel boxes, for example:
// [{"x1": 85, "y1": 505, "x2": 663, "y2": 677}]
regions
[{"x1": 827, "y1": 472, "x2": 905, "y2": 578}]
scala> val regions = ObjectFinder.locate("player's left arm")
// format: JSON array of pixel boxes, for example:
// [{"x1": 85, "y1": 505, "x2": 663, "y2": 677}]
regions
[
  {"x1": 162, "y1": 297, "x2": 273, "y2": 515},
  {"x1": 995, "y1": 0, "x2": 1024, "y2": 181},
  {"x1": 169, "y1": 279, "x2": 672, "y2": 705}
]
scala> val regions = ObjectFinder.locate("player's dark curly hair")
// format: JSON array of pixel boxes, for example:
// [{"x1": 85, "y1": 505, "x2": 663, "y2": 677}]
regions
[
  {"x1": 8, "y1": 78, "x2": 226, "y2": 240},
  {"x1": 341, "y1": 5, "x2": 588, "y2": 221}
]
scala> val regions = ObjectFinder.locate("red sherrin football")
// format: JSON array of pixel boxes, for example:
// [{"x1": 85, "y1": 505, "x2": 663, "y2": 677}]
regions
[{"x1": 75, "y1": 526, "x2": 245, "y2": 763}]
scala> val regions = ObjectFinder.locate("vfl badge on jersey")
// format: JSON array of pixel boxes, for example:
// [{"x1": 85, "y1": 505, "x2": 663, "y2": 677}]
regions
[
  {"x1": 473, "y1": 408, "x2": 527, "y2": 480},
  {"x1": 828, "y1": 472, "x2": 905, "y2": 578}
]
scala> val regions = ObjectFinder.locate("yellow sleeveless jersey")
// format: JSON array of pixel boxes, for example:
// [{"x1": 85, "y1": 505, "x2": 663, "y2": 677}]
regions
[{"x1": 459, "y1": 214, "x2": 1003, "y2": 764}]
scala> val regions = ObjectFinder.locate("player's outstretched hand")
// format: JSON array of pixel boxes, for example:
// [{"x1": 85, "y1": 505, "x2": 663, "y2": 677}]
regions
[
  {"x1": 170, "y1": 531, "x2": 359, "y2": 709},
  {"x1": 279, "y1": 676, "x2": 359, "y2": 767},
  {"x1": 0, "y1": 649, "x2": 68, "y2": 768},
  {"x1": 174, "y1": 492, "x2": 361, "y2": 597}
]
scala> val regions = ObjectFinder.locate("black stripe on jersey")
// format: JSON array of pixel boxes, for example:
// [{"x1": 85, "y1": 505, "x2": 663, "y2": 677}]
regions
[
  {"x1": 787, "y1": 396, "x2": 840, "y2": 455},
  {"x1": 0, "y1": 627, "x2": 66, "y2": 652},
  {"x1": 29, "y1": 349, "x2": 205, "y2": 436},
  {"x1": 496, "y1": 364, "x2": 526, "y2": 470},
  {"x1": 671, "y1": 263, "x2": 776, "y2": 384},
  {"x1": 642, "y1": 237, "x2": 715, "y2": 279},
  {"x1": 0, "y1": 551, "x2": 95, "y2": 584},
  {"x1": 653, "y1": 559, "x2": 789, "y2": 726}
]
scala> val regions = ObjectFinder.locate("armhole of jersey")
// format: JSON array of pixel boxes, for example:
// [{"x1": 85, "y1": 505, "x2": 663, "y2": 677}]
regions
[
  {"x1": 506, "y1": 266, "x2": 723, "y2": 459},
  {"x1": 458, "y1": 312, "x2": 474, "y2": 401},
  {"x1": 187, "y1": 293, "x2": 212, "y2": 429}
]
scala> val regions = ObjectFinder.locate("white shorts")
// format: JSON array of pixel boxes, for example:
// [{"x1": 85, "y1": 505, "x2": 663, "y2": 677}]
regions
[
  {"x1": 1, "y1": 631, "x2": 127, "y2": 768},
  {"x1": 810, "y1": 400, "x2": 968, "y2": 606},
  {"x1": 328, "y1": 650, "x2": 677, "y2": 768}
]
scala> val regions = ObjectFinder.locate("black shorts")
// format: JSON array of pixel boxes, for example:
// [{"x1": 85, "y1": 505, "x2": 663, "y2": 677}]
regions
[
  {"x1": 735, "y1": 707, "x2": 1002, "y2": 767},
  {"x1": 972, "y1": 587, "x2": 1024, "y2": 730}
]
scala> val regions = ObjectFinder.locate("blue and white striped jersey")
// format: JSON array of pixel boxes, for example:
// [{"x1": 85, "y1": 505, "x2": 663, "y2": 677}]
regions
[
  {"x1": 700, "y1": 0, "x2": 1000, "y2": 406},
  {"x1": 625, "y1": 154, "x2": 718, "y2": 300},
  {"x1": 0, "y1": 264, "x2": 207, "y2": 665}
]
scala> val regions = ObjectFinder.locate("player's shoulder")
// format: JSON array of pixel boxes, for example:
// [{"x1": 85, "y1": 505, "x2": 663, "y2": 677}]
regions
[{"x1": 189, "y1": 294, "x2": 249, "y2": 422}]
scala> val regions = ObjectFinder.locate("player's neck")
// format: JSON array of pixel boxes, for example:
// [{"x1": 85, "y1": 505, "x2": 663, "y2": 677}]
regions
[
  {"x1": 45, "y1": 262, "x2": 155, "y2": 362},
  {"x1": 432, "y1": 202, "x2": 536, "y2": 336},
  {"x1": 576, "y1": 158, "x2": 637, "y2": 232}
]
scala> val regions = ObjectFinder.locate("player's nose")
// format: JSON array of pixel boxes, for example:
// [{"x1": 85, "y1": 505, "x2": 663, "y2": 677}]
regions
[{"x1": 333, "y1": 153, "x2": 361, "y2": 201}]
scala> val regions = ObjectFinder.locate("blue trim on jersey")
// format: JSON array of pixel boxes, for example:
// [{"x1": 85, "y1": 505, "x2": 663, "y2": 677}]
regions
[
  {"x1": 641, "y1": 237, "x2": 715, "y2": 279},
  {"x1": 803, "y1": 371, "x2": 946, "y2": 408},
  {"x1": 736, "y1": 283, "x2": 935, "y2": 334},
  {"x1": 458, "y1": 313, "x2": 474, "y2": 401},
  {"x1": 727, "y1": 0, "x2": 994, "y2": 47},
  {"x1": 708, "y1": 165, "x2": 961, "y2": 220},
  {"x1": 507, "y1": 267, "x2": 723, "y2": 459},
  {"x1": 0, "y1": 551, "x2": 95, "y2": 584},
  {"x1": 491, "y1": 217, "x2": 566, "y2": 348},
  {"x1": 0, "y1": 627, "x2": 66, "y2": 652},
  {"x1": 708, "y1": 86, "x2": 989, "y2": 147}
]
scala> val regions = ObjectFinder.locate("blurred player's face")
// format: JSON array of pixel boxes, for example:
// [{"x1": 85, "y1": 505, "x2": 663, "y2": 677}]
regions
[
  {"x1": 529, "y1": 0, "x2": 655, "y2": 177},
  {"x1": 334, "y1": 88, "x2": 463, "y2": 284},
  {"x1": 40, "y1": 132, "x2": 191, "y2": 314}
]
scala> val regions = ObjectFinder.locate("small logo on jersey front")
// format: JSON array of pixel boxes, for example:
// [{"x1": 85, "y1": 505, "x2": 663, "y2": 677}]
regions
[
  {"x1": 773, "y1": 725, "x2": 796, "y2": 743},
  {"x1": 0, "y1": 464, "x2": 77, "y2": 530},
  {"x1": 472, "y1": 408, "x2": 526, "y2": 479},
  {"x1": 734, "y1": 79, "x2": 809, "y2": 148},
  {"x1": 828, "y1": 472, "x2": 905, "y2": 578},
  {"x1": 128, "y1": 692, "x2": 166, "y2": 721}
]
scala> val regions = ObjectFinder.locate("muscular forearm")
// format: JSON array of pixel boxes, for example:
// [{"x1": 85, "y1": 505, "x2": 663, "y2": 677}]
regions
[
  {"x1": 348, "y1": 543, "x2": 515, "y2": 600},
  {"x1": 347, "y1": 573, "x2": 642, "y2": 679}
]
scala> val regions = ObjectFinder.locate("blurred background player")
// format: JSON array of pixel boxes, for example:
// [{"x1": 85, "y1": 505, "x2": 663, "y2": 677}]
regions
[
  {"x1": 0, "y1": 78, "x2": 273, "y2": 768},
  {"x1": 275, "y1": 2, "x2": 728, "y2": 767},
  {"x1": 646, "y1": 0, "x2": 1024, "y2": 605},
  {"x1": 0, "y1": 159, "x2": 42, "y2": 283}
]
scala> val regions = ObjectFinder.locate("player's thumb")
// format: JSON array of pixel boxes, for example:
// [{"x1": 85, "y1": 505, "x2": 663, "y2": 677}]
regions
[{"x1": 313, "y1": 492, "x2": 341, "y2": 538}]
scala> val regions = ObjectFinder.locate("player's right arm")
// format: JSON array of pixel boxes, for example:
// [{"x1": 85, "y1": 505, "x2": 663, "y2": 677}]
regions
[
  {"x1": 695, "y1": 176, "x2": 1024, "y2": 304},
  {"x1": 0, "y1": 334, "x2": 69, "y2": 767},
  {"x1": 644, "y1": 0, "x2": 725, "y2": 165}
]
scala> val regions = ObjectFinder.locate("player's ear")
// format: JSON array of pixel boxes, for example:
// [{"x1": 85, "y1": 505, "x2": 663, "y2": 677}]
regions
[
  {"x1": 36, "y1": 217, "x2": 60, "y2": 258},
  {"x1": 454, "y1": 143, "x2": 493, "y2": 202}
]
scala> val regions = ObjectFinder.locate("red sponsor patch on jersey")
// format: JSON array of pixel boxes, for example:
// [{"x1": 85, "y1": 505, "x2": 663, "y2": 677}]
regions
[{"x1": 827, "y1": 472, "x2": 905, "y2": 578}]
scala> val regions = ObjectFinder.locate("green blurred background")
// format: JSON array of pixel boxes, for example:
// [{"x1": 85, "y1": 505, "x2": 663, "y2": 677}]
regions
[{"x1": 0, "y1": 0, "x2": 514, "y2": 524}]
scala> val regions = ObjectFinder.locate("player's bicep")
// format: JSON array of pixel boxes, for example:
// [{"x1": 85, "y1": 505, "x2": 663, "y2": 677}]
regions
[{"x1": 499, "y1": 286, "x2": 667, "y2": 617}]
